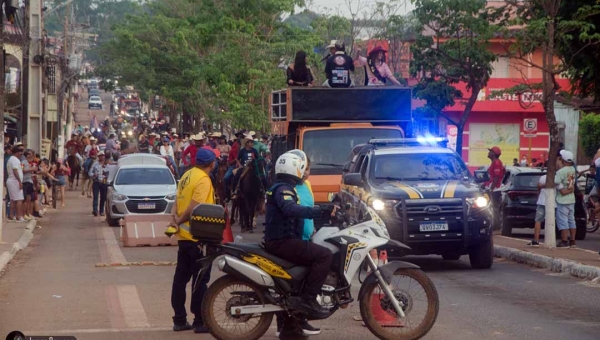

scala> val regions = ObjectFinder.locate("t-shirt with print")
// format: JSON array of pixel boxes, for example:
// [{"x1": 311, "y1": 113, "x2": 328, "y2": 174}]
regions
[
  {"x1": 238, "y1": 148, "x2": 259, "y2": 166},
  {"x1": 325, "y1": 52, "x2": 355, "y2": 88},
  {"x1": 555, "y1": 166, "x2": 576, "y2": 205},
  {"x1": 176, "y1": 167, "x2": 215, "y2": 241}
]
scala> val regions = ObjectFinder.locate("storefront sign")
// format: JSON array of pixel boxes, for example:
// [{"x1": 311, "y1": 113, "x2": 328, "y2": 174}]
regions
[{"x1": 468, "y1": 123, "x2": 520, "y2": 166}]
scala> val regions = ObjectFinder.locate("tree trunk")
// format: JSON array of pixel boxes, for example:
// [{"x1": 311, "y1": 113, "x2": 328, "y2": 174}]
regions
[{"x1": 454, "y1": 84, "x2": 481, "y2": 160}]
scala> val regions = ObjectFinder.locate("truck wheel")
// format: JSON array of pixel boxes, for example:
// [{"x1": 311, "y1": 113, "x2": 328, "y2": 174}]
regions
[
  {"x1": 575, "y1": 222, "x2": 587, "y2": 240},
  {"x1": 469, "y1": 238, "x2": 494, "y2": 269},
  {"x1": 499, "y1": 209, "x2": 512, "y2": 237}
]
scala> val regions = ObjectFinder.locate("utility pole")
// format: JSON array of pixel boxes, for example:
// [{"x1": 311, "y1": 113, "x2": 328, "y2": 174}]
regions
[
  {"x1": 57, "y1": 2, "x2": 69, "y2": 160},
  {"x1": 0, "y1": 2, "x2": 7, "y2": 241}
]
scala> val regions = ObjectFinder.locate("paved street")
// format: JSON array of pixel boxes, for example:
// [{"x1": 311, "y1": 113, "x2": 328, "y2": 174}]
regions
[{"x1": 0, "y1": 191, "x2": 599, "y2": 340}]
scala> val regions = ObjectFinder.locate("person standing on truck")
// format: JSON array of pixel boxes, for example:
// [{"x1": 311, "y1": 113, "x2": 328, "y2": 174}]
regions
[
  {"x1": 287, "y1": 51, "x2": 314, "y2": 87},
  {"x1": 324, "y1": 42, "x2": 355, "y2": 88},
  {"x1": 484, "y1": 146, "x2": 506, "y2": 227},
  {"x1": 320, "y1": 40, "x2": 337, "y2": 62},
  {"x1": 355, "y1": 46, "x2": 402, "y2": 86}
]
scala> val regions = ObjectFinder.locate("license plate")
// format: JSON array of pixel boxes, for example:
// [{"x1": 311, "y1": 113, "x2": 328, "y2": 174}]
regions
[
  {"x1": 138, "y1": 203, "x2": 156, "y2": 210},
  {"x1": 419, "y1": 221, "x2": 448, "y2": 232}
]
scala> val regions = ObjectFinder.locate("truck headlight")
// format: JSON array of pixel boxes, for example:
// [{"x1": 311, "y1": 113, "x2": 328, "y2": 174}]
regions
[
  {"x1": 372, "y1": 199, "x2": 385, "y2": 211},
  {"x1": 113, "y1": 193, "x2": 127, "y2": 201}
]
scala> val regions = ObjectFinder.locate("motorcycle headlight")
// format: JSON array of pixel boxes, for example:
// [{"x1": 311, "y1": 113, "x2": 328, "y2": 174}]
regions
[
  {"x1": 165, "y1": 193, "x2": 176, "y2": 200},
  {"x1": 467, "y1": 196, "x2": 489, "y2": 208},
  {"x1": 127, "y1": 130, "x2": 133, "y2": 136},
  {"x1": 113, "y1": 193, "x2": 127, "y2": 201}
]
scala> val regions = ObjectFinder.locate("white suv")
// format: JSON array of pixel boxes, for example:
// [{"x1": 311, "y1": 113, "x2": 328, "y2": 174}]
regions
[{"x1": 88, "y1": 95, "x2": 103, "y2": 109}]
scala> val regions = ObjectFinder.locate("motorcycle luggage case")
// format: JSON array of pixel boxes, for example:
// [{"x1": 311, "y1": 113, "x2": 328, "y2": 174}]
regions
[{"x1": 190, "y1": 204, "x2": 226, "y2": 244}]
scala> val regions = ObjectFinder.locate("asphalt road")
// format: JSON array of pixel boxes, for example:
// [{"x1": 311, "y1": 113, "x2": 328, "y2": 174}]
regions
[{"x1": 0, "y1": 190, "x2": 599, "y2": 340}]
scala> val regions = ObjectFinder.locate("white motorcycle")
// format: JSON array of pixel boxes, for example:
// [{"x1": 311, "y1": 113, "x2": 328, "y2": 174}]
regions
[{"x1": 191, "y1": 204, "x2": 439, "y2": 340}]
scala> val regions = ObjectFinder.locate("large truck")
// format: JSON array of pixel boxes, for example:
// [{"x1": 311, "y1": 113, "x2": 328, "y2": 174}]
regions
[{"x1": 269, "y1": 87, "x2": 412, "y2": 217}]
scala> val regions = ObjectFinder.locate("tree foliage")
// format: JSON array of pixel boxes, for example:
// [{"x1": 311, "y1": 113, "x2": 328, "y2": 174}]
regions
[
  {"x1": 579, "y1": 113, "x2": 600, "y2": 158},
  {"x1": 95, "y1": 0, "x2": 322, "y2": 132},
  {"x1": 410, "y1": 0, "x2": 497, "y2": 152}
]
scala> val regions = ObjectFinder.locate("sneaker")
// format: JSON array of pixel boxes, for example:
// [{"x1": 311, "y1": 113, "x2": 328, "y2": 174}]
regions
[
  {"x1": 556, "y1": 240, "x2": 570, "y2": 248},
  {"x1": 298, "y1": 318, "x2": 321, "y2": 335},
  {"x1": 298, "y1": 298, "x2": 329, "y2": 319},
  {"x1": 15, "y1": 218, "x2": 27, "y2": 223},
  {"x1": 23, "y1": 215, "x2": 32, "y2": 221},
  {"x1": 93, "y1": 211, "x2": 98, "y2": 217},
  {"x1": 527, "y1": 240, "x2": 540, "y2": 247},
  {"x1": 569, "y1": 240, "x2": 577, "y2": 248},
  {"x1": 193, "y1": 324, "x2": 209, "y2": 334},
  {"x1": 172, "y1": 322, "x2": 193, "y2": 332}
]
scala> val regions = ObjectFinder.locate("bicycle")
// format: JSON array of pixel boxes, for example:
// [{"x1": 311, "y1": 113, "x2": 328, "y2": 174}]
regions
[{"x1": 585, "y1": 195, "x2": 600, "y2": 233}]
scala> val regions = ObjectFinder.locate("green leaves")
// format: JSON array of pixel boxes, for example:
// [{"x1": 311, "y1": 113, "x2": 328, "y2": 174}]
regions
[{"x1": 579, "y1": 113, "x2": 600, "y2": 158}]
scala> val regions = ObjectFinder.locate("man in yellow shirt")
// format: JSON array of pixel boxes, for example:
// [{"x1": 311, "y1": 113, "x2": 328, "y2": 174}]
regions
[{"x1": 169, "y1": 148, "x2": 216, "y2": 333}]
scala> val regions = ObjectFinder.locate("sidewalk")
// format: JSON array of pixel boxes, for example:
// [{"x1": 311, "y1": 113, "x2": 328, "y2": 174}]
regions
[
  {"x1": 0, "y1": 218, "x2": 37, "y2": 274},
  {"x1": 494, "y1": 235, "x2": 600, "y2": 282}
]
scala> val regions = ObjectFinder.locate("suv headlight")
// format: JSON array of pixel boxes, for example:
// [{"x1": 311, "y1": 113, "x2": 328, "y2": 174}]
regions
[
  {"x1": 165, "y1": 193, "x2": 176, "y2": 200},
  {"x1": 467, "y1": 196, "x2": 489, "y2": 208},
  {"x1": 371, "y1": 199, "x2": 398, "y2": 211},
  {"x1": 113, "y1": 193, "x2": 128, "y2": 201}
]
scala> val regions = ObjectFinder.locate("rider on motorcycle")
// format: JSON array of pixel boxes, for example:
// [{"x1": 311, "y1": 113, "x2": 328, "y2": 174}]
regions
[{"x1": 264, "y1": 150, "x2": 332, "y2": 320}]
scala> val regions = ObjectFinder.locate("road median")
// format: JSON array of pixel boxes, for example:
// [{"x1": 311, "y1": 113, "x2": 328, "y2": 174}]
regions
[{"x1": 494, "y1": 235, "x2": 600, "y2": 282}]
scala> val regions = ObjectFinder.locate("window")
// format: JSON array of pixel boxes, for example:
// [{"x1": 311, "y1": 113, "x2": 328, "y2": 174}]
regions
[
  {"x1": 372, "y1": 153, "x2": 469, "y2": 181},
  {"x1": 360, "y1": 156, "x2": 369, "y2": 178},
  {"x1": 116, "y1": 168, "x2": 175, "y2": 185},
  {"x1": 353, "y1": 155, "x2": 366, "y2": 173},
  {"x1": 491, "y1": 57, "x2": 509, "y2": 78}
]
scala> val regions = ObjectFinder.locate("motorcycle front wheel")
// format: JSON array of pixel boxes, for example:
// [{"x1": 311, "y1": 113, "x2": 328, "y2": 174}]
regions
[
  {"x1": 359, "y1": 268, "x2": 439, "y2": 340},
  {"x1": 201, "y1": 275, "x2": 274, "y2": 340}
]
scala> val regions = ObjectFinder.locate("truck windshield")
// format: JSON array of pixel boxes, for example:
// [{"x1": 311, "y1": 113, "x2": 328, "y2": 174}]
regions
[
  {"x1": 303, "y1": 128, "x2": 403, "y2": 175},
  {"x1": 373, "y1": 153, "x2": 469, "y2": 181}
]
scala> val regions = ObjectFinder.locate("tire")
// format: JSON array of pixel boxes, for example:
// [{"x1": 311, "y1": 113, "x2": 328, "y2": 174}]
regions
[
  {"x1": 105, "y1": 205, "x2": 120, "y2": 227},
  {"x1": 359, "y1": 268, "x2": 439, "y2": 340},
  {"x1": 499, "y1": 209, "x2": 512, "y2": 237},
  {"x1": 201, "y1": 275, "x2": 274, "y2": 340},
  {"x1": 575, "y1": 222, "x2": 587, "y2": 240},
  {"x1": 586, "y1": 207, "x2": 599, "y2": 233},
  {"x1": 469, "y1": 237, "x2": 494, "y2": 269},
  {"x1": 441, "y1": 253, "x2": 461, "y2": 261}
]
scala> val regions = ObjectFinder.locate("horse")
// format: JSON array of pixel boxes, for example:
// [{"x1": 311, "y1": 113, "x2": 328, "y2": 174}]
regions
[
  {"x1": 66, "y1": 151, "x2": 81, "y2": 191},
  {"x1": 235, "y1": 158, "x2": 268, "y2": 233},
  {"x1": 214, "y1": 156, "x2": 229, "y2": 206}
]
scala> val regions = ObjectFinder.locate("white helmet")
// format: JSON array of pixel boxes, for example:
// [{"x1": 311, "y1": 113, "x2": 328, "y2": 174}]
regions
[{"x1": 275, "y1": 150, "x2": 307, "y2": 180}]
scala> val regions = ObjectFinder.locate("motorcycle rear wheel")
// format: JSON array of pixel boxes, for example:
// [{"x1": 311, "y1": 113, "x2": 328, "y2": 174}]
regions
[
  {"x1": 359, "y1": 268, "x2": 439, "y2": 340},
  {"x1": 201, "y1": 275, "x2": 274, "y2": 340}
]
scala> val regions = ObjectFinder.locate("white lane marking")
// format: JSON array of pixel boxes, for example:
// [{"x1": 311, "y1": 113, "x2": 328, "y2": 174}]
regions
[
  {"x1": 117, "y1": 285, "x2": 151, "y2": 328},
  {"x1": 98, "y1": 226, "x2": 129, "y2": 267}
]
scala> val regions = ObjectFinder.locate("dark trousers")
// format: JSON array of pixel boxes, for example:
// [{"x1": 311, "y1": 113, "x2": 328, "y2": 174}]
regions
[
  {"x1": 92, "y1": 182, "x2": 107, "y2": 214},
  {"x1": 490, "y1": 191, "x2": 502, "y2": 229},
  {"x1": 265, "y1": 239, "x2": 332, "y2": 298},
  {"x1": 171, "y1": 240, "x2": 212, "y2": 326}
]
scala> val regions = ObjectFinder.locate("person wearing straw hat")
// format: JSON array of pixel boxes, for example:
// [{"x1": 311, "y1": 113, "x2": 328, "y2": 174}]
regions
[
  {"x1": 180, "y1": 133, "x2": 205, "y2": 176},
  {"x1": 324, "y1": 41, "x2": 355, "y2": 88},
  {"x1": 355, "y1": 45, "x2": 401, "y2": 86},
  {"x1": 320, "y1": 40, "x2": 338, "y2": 62},
  {"x1": 230, "y1": 134, "x2": 259, "y2": 200}
]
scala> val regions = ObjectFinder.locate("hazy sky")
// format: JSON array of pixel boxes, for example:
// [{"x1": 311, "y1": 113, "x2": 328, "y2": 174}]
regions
[{"x1": 306, "y1": 0, "x2": 415, "y2": 17}]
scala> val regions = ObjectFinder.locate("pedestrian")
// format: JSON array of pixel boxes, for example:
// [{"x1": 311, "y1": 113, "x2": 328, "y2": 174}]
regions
[
  {"x1": 287, "y1": 50, "x2": 314, "y2": 87},
  {"x1": 528, "y1": 174, "x2": 547, "y2": 246},
  {"x1": 555, "y1": 150, "x2": 577, "y2": 248},
  {"x1": 324, "y1": 42, "x2": 355, "y2": 88},
  {"x1": 89, "y1": 152, "x2": 108, "y2": 216},
  {"x1": 137, "y1": 134, "x2": 150, "y2": 153},
  {"x1": 168, "y1": 148, "x2": 216, "y2": 333},
  {"x1": 105, "y1": 133, "x2": 118, "y2": 156},
  {"x1": 6, "y1": 146, "x2": 26, "y2": 222},
  {"x1": 4, "y1": 144, "x2": 12, "y2": 219},
  {"x1": 513, "y1": 158, "x2": 519, "y2": 167},
  {"x1": 21, "y1": 150, "x2": 39, "y2": 221},
  {"x1": 520, "y1": 155, "x2": 528, "y2": 167},
  {"x1": 105, "y1": 152, "x2": 119, "y2": 184},
  {"x1": 55, "y1": 158, "x2": 69, "y2": 207},
  {"x1": 484, "y1": 146, "x2": 506, "y2": 228},
  {"x1": 354, "y1": 45, "x2": 402, "y2": 86}
]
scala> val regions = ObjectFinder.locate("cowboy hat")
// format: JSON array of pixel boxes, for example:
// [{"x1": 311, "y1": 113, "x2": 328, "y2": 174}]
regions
[
  {"x1": 210, "y1": 132, "x2": 222, "y2": 138},
  {"x1": 89, "y1": 136, "x2": 97, "y2": 141},
  {"x1": 248, "y1": 131, "x2": 256, "y2": 137},
  {"x1": 191, "y1": 133, "x2": 204, "y2": 141},
  {"x1": 369, "y1": 45, "x2": 388, "y2": 55},
  {"x1": 243, "y1": 135, "x2": 254, "y2": 144},
  {"x1": 326, "y1": 40, "x2": 337, "y2": 49}
]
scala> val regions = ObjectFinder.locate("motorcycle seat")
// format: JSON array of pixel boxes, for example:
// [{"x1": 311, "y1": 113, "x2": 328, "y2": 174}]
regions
[{"x1": 228, "y1": 243, "x2": 297, "y2": 269}]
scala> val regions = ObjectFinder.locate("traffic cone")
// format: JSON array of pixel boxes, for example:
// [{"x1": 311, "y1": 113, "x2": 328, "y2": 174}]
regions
[
  {"x1": 222, "y1": 205, "x2": 234, "y2": 244},
  {"x1": 368, "y1": 249, "x2": 378, "y2": 272},
  {"x1": 379, "y1": 250, "x2": 388, "y2": 266},
  {"x1": 370, "y1": 293, "x2": 404, "y2": 328}
]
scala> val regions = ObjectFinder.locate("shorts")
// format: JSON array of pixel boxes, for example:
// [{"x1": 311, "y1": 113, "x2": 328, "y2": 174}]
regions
[
  {"x1": 23, "y1": 182, "x2": 34, "y2": 200},
  {"x1": 7, "y1": 180, "x2": 24, "y2": 201},
  {"x1": 57, "y1": 175, "x2": 67, "y2": 187},
  {"x1": 535, "y1": 205, "x2": 545, "y2": 223},
  {"x1": 556, "y1": 203, "x2": 576, "y2": 231}
]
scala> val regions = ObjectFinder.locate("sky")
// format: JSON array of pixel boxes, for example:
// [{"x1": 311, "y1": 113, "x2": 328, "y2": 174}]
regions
[{"x1": 306, "y1": 0, "x2": 415, "y2": 18}]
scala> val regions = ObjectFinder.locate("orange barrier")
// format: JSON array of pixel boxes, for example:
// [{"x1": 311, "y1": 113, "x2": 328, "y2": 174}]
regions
[{"x1": 121, "y1": 215, "x2": 178, "y2": 247}]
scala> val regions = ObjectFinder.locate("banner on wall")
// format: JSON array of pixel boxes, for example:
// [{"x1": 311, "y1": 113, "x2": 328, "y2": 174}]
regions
[
  {"x1": 446, "y1": 125, "x2": 457, "y2": 151},
  {"x1": 468, "y1": 123, "x2": 520, "y2": 166}
]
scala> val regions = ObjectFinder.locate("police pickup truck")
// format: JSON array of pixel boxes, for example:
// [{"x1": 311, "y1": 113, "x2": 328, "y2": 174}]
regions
[{"x1": 337, "y1": 138, "x2": 494, "y2": 269}]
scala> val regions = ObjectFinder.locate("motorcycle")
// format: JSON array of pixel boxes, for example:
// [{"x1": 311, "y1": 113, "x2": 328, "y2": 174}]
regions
[{"x1": 190, "y1": 203, "x2": 439, "y2": 340}]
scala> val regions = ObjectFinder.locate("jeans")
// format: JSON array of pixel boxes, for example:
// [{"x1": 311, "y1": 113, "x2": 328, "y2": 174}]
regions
[
  {"x1": 171, "y1": 240, "x2": 212, "y2": 326},
  {"x1": 92, "y1": 182, "x2": 107, "y2": 214},
  {"x1": 224, "y1": 166, "x2": 235, "y2": 181},
  {"x1": 556, "y1": 203, "x2": 576, "y2": 230}
]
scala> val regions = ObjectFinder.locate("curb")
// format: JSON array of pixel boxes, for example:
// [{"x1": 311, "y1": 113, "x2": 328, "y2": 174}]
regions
[
  {"x1": 494, "y1": 245, "x2": 600, "y2": 281},
  {"x1": 0, "y1": 220, "x2": 37, "y2": 273}
]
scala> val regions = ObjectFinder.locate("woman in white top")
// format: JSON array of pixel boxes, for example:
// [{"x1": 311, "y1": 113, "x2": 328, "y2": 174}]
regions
[
  {"x1": 160, "y1": 137, "x2": 175, "y2": 158},
  {"x1": 84, "y1": 137, "x2": 99, "y2": 158}
]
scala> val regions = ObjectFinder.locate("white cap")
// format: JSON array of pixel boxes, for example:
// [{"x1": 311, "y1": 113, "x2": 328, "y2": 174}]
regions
[{"x1": 559, "y1": 150, "x2": 574, "y2": 163}]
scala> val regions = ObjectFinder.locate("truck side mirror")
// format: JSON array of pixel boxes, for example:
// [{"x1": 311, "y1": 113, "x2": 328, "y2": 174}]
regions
[
  {"x1": 342, "y1": 161, "x2": 351, "y2": 173},
  {"x1": 343, "y1": 173, "x2": 363, "y2": 187},
  {"x1": 473, "y1": 170, "x2": 490, "y2": 184}
]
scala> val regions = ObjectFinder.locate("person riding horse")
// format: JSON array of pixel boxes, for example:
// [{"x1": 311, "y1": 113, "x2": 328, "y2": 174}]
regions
[{"x1": 230, "y1": 135, "x2": 259, "y2": 200}]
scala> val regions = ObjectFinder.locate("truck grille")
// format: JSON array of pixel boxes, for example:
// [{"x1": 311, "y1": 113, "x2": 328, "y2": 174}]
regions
[{"x1": 396, "y1": 199, "x2": 465, "y2": 241}]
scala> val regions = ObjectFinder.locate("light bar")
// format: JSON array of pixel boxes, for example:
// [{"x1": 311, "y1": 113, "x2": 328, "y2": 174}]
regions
[{"x1": 368, "y1": 138, "x2": 448, "y2": 147}]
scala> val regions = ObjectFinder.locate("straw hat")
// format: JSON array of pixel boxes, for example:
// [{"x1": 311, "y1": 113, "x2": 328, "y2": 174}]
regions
[
  {"x1": 210, "y1": 132, "x2": 222, "y2": 138},
  {"x1": 191, "y1": 133, "x2": 204, "y2": 141},
  {"x1": 326, "y1": 40, "x2": 337, "y2": 49}
]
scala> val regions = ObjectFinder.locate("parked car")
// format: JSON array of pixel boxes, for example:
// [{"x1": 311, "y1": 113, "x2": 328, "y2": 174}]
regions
[
  {"x1": 88, "y1": 96, "x2": 103, "y2": 110},
  {"x1": 499, "y1": 166, "x2": 587, "y2": 240},
  {"x1": 105, "y1": 154, "x2": 177, "y2": 226}
]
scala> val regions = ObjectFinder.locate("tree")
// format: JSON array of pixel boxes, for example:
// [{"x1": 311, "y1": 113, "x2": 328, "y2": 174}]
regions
[
  {"x1": 377, "y1": 13, "x2": 420, "y2": 78},
  {"x1": 579, "y1": 113, "x2": 600, "y2": 158},
  {"x1": 494, "y1": 0, "x2": 600, "y2": 247},
  {"x1": 410, "y1": 0, "x2": 497, "y2": 152}
]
